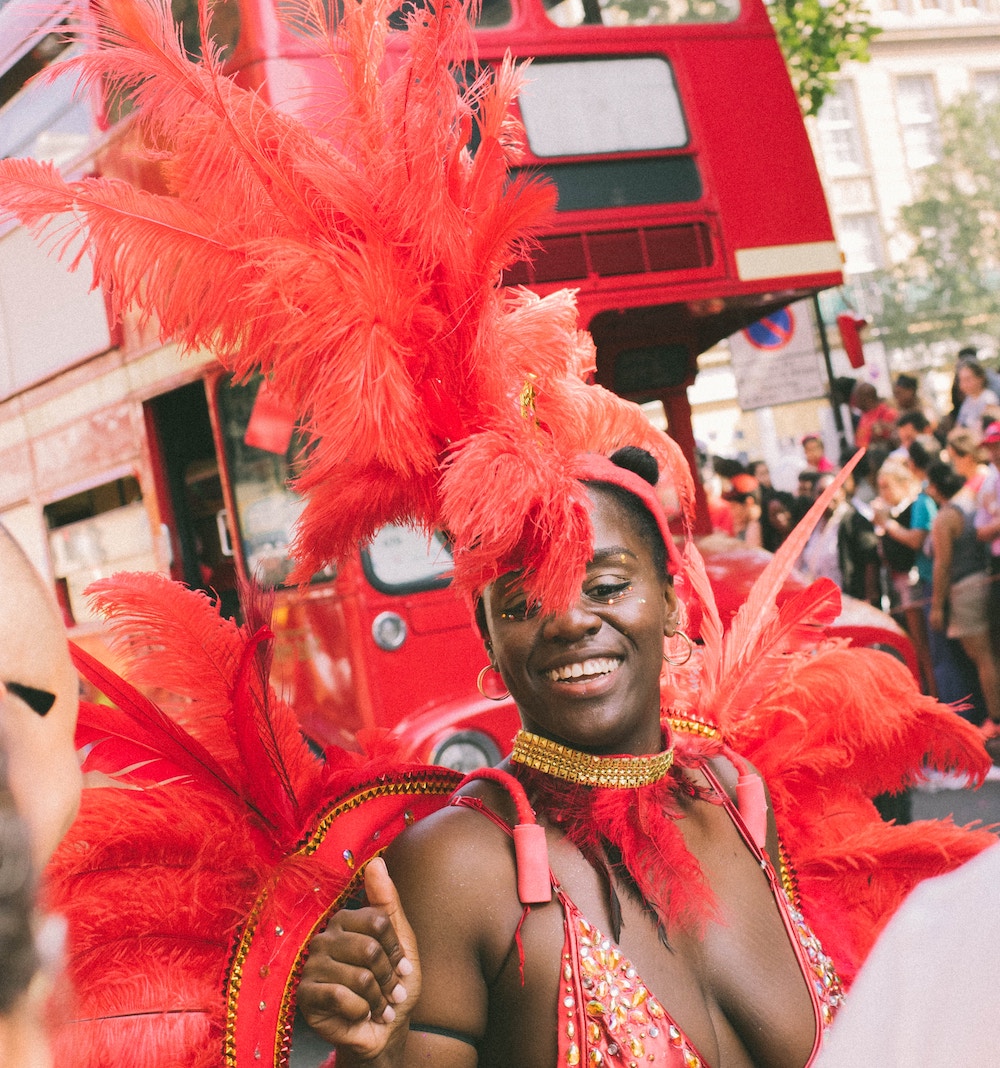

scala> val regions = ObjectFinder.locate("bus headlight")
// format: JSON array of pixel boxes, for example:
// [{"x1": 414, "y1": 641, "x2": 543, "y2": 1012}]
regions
[
  {"x1": 432, "y1": 731, "x2": 502, "y2": 773},
  {"x1": 372, "y1": 611, "x2": 407, "y2": 651}
]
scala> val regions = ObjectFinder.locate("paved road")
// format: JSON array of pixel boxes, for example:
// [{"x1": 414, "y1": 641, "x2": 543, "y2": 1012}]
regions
[{"x1": 910, "y1": 766, "x2": 1000, "y2": 827}]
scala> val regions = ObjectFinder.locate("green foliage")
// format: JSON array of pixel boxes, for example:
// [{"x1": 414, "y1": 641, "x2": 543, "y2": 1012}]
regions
[
  {"x1": 767, "y1": 0, "x2": 879, "y2": 116},
  {"x1": 874, "y1": 93, "x2": 1000, "y2": 352}
]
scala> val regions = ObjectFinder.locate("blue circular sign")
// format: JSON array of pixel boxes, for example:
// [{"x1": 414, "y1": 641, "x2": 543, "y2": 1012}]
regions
[{"x1": 744, "y1": 308, "x2": 795, "y2": 350}]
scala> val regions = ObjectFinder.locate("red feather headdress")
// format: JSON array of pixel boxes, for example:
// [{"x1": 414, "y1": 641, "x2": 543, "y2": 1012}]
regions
[{"x1": 0, "y1": 0, "x2": 694, "y2": 610}]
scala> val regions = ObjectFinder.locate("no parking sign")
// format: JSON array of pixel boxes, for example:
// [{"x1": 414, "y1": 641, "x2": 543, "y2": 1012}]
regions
[{"x1": 728, "y1": 300, "x2": 826, "y2": 411}]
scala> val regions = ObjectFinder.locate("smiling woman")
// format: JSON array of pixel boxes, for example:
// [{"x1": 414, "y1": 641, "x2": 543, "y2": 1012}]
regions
[{"x1": 298, "y1": 449, "x2": 842, "y2": 1068}]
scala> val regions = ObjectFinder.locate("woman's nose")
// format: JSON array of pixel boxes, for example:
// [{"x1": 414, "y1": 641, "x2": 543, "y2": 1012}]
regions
[{"x1": 539, "y1": 598, "x2": 602, "y2": 641}]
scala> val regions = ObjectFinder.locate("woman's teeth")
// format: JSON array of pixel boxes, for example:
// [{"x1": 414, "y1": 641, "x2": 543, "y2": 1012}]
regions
[{"x1": 545, "y1": 658, "x2": 620, "y2": 682}]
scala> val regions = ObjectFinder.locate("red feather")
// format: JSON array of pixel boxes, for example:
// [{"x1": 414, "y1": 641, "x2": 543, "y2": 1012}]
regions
[{"x1": 71, "y1": 644, "x2": 237, "y2": 795}]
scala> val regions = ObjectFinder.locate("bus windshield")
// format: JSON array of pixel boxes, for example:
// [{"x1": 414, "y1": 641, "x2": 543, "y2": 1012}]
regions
[{"x1": 362, "y1": 527, "x2": 455, "y2": 592}]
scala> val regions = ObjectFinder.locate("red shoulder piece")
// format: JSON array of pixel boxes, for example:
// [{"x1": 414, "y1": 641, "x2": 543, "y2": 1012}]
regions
[{"x1": 49, "y1": 576, "x2": 464, "y2": 1068}]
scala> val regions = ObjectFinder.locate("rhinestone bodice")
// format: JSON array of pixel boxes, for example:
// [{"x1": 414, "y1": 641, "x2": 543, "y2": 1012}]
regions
[{"x1": 556, "y1": 886, "x2": 843, "y2": 1067}]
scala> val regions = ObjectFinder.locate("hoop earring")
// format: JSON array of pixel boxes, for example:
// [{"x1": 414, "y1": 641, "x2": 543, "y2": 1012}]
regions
[
  {"x1": 663, "y1": 629, "x2": 694, "y2": 667},
  {"x1": 477, "y1": 665, "x2": 510, "y2": 701}
]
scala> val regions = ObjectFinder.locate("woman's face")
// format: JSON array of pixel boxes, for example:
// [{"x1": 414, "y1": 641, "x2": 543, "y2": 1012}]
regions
[
  {"x1": 958, "y1": 365, "x2": 983, "y2": 398},
  {"x1": 767, "y1": 498, "x2": 792, "y2": 533},
  {"x1": 803, "y1": 439, "x2": 824, "y2": 466},
  {"x1": 481, "y1": 486, "x2": 677, "y2": 756},
  {"x1": 877, "y1": 473, "x2": 907, "y2": 507}
]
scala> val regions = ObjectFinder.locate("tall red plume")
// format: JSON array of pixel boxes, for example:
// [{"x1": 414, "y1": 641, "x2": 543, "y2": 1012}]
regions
[{"x1": 0, "y1": 0, "x2": 697, "y2": 609}]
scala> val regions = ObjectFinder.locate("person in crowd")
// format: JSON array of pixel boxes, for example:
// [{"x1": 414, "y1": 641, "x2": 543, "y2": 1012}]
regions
[
  {"x1": 974, "y1": 421, "x2": 1000, "y2": 661},
  {"x1": 926, "y1": 460, "x2": 1000, "y2": 731},
  {"x1": 827, "y1": 376, "x2": 858, "y2": 463},
  {"x1": 302, "y1": 448, "x2": 840, "y2": 1068},
  {"x1": 748, "y1": 459, "x2": 772, "y2": 489},
  {"x1": 790, "y1": 469, "x2": 821, "y2": 525},
  {"x1": 849, "y1": 443, "x2": 891, "y2": 517},
  {"x1": 958, "y1": 346, "x2": 1000, "y2": 396},
  {"x1": 0, "y1": 743, "x2": 57, "y2": 1068},
  {"x1": 871, "y1": 458, "x2": 936, "y2": 695},
  {"x1": 706, "y1": 478, "x2": 734, "y2": 536},
  {"x1": 814, "y1": 842, "x2": 1000, "y2": 1066},
  {"x1": 954, "y1": 357, "x2": 999, "y2": 433},
  {"x1": 851, "y1": 382, "x2": 898, "y2": 450},
  {"x1": 761, "y1": 492, "x2": 795, "y2": 553},
  {"x1": 801, "y1": 434, "x2": 834, "y2": 473},
  {"x1": 906, "y1": 443, "x2": 985, "y2": 719},
  {"x1": 890, "y1": 411, "x2": 931, "y2": 458},
  {"x1": 0, "y1": 527, "x2": 81, "y2": 1067},
  {"x1": 746, "y1": 461, "x2": 795, "y2": 552},
  {"x1": 297, "y1": 447, "x2": 991, "y2": 1068},
  {"x1": 721, "y1": 473, "x2": 762, "y2": 546},
  {"x1": 945, "y1": 426, "x2": 987, "y2": 496},
  {"x1": 798, "y1": 472, "x2": 880, "y2": 606},
  {"x1": 891, "y1": 373, "x2": 925, "y2": 420}
]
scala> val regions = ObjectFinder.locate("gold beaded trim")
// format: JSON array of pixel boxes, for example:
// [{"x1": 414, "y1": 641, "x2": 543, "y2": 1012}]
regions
[
  {"x1": 666, "y1": 714, "x2": 722, "y2": 740},
  {"x1": 510, "y1": 730, "x2": 675, "y2": 788}
]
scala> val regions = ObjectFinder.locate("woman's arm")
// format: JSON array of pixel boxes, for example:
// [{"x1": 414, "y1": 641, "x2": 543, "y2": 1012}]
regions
[
  {"x1": 929, "y1": 510, "x2": 957, "y2": 632},
  {"x1": 299, "y1": 810, "x2": 503, "y2": 1068},
  {"x1": 881, "y1": 518, "x2": 929, "y2": 552}
]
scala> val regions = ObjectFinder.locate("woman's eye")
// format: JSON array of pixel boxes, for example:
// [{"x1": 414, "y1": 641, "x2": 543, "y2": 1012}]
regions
[
  {"x1": 587, "y1": 580, "x2": 633, "y2": 603},
  {"x1": 499, "y1": 599, "x2": 540, "y2": 621}
]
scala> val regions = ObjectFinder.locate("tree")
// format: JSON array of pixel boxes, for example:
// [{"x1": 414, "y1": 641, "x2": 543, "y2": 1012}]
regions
[
  {"x1": 767, "y1": 0, "x2": 879, "y2": 116},
  {"x1": 872, "y1": 92, "x2": 1000, "y2": 354}
]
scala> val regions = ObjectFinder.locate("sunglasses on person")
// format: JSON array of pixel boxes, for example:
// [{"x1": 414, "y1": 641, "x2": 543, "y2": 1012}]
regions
[{"x1": 2, "y1": 682, "x2": 56, "y2": 716}]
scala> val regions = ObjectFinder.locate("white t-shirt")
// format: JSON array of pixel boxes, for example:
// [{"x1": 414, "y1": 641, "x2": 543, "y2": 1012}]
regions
[
  {"x1": 814, "y1": 844, "x2": 1000, "y2": 1066},
  {"x1": 956, "y1": 389, "x2": 1000, "y2": 431}
]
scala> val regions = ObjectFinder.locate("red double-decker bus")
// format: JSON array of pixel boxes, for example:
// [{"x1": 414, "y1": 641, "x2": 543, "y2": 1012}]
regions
[
  {"x1": 0, "y1": 0, "x2": 903, "y2": 772},
  {"x1": 161, "y1": 0, "x2": 844, "y2": 528}
]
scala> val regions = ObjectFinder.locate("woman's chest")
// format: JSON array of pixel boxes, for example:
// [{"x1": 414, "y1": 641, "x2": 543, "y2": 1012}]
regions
[{"x1": 488, "y1": 807, "x2": 829, "y2": 1068}]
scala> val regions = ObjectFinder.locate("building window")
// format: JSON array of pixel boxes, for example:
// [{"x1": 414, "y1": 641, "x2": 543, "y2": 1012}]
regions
[
  {"x1": 896, "y1": 75, "x2": 940, "y2": 170},
  {"x1": 44, "y1": 476, "x2": 156, "y2": 625},
  {"x1": 817, "y1": 81, "x2": 866, "y2": 177},
  {"x1": 973, "y1": 71, "x2": 1000, "y2": 103},
  {"x1": 837, "y1": 214, "x2": 884, "y2": 275}
]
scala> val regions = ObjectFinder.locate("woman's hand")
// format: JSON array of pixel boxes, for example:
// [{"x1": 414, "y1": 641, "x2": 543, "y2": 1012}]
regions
[
  {"x1": 298, "y1": 858, "x2": 420, "y2": 1063},
  {"x1": 929, "y1": 604, "x2": 945, "y2": 633}
]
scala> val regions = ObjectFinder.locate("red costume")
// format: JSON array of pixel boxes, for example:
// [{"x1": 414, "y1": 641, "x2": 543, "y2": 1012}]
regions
[{"x1": 0, "y1": 2, "x2": 993, "y2": 1067}]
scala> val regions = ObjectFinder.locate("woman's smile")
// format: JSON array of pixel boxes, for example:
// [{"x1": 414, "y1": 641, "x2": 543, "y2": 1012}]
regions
[{"x1": 542, "y1": 656, "x2": 622, "y2": 683}]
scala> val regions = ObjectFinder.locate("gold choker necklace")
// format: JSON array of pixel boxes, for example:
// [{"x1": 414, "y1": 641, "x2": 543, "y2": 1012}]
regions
[{"x1": 510, "y1": 730, "x2": 675, "y2": 789}]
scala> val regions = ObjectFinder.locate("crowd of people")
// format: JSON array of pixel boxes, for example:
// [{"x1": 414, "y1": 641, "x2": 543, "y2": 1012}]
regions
[{"x1": 708, "y1": 355, "x2": 1000, "y2": 747}]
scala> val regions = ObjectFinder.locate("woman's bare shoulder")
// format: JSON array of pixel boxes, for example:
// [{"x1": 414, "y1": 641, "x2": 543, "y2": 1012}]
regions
[{"x1": 384, "y1": 780, "x2": 520, "y2": 898}]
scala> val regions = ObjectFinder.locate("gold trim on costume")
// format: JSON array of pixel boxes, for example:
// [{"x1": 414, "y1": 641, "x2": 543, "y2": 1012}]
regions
[{"x1": 510, "y1": 730, "x2": 675, "y2": 789}]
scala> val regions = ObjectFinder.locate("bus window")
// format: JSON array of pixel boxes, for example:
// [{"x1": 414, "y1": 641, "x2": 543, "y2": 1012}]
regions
[
  {"x1": 44, "y1": 476, "x2": 155, "y2": 625},
  {"x1": 170, "y1": 0, "x2": 241, "y2": 60},
  {"x1": 517, "y1": 57, "x2": 687, "y2": 157},
  {"x1": 542, "y1": 0, "x2": 740, "y2": 27},
  {"x1": 215, "y1": 376, "x2": 332, "y2": 589},
  {"x1": 385, "y1": 0, "x2": 512, "y2": 28},
  {"x1": 0, "y1": 35, "x2": 93, "y2": 168},
  {"x1": 362, "y1": 526, "x2": 455, "y2": 593}
]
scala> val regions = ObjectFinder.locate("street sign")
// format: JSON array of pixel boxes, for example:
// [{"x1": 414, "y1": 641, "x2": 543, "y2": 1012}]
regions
[{"x1": 728, "y1": 300, "x2": 826, "y2": 411}]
